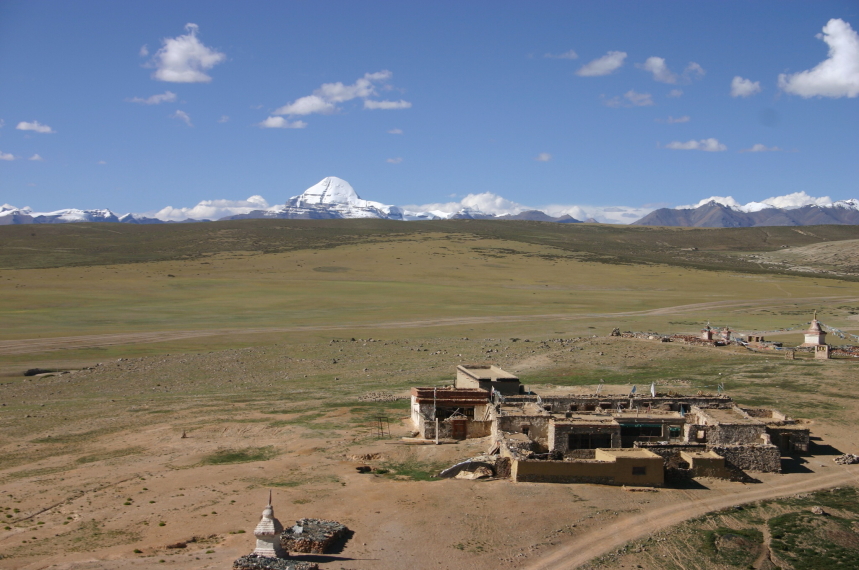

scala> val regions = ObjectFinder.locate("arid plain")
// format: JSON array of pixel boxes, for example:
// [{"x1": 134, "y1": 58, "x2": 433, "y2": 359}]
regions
[{"x1": 2, "y1": 220, "x2": 859, "y2": 570}]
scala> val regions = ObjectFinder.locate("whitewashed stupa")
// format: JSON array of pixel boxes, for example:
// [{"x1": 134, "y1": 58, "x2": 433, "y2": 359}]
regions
[
  {"x1": 801, "y1": 311, "x2": 827, "y2": 347},
  {"x1": 252, "y1": 492, "x2": 287, "y2": 558}
]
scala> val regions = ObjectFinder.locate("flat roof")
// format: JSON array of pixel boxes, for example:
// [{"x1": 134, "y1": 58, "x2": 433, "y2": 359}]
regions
[
  {"x1": 595, "y1": 448, "x2": 660, "y2": 459},
  {"x1": 699, "y1": 408, "x2": 762, "y2": 425},
  {"x1": 457, "y1": 364, "x2": 519, "y2": 381}
]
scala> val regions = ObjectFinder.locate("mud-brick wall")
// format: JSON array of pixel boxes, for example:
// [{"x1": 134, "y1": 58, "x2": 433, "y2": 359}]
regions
[
  {"x1": 707, "y1": 444, "x2": 781, "y2": 473},
  {"x1": 511, "y1": 456, "x2": 664, "y2": 486},
  {"x1": 496, "y1": 415, "x2": 550, "y2": 448}
]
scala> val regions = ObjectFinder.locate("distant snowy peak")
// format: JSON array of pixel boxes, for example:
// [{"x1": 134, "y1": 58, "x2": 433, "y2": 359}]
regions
[
  {"x1": 677, "y1": 192, "x2": 859, "y2": 214},
  {"x1": 0, "y1": 206, "x2": 160, "y2": 225}
]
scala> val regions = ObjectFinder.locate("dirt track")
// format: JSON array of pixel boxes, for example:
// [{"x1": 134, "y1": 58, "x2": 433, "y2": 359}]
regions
[
  {"x1": 2, "y1": 296, "x2": 856, "y2": 355},
  {"x1": 525, "y1": 465, "x2": 859, "y2": 570}
]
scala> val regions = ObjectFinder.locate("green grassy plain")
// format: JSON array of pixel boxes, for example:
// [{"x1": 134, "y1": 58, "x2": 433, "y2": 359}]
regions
[{"x1": 2, "y1": 219, "x2": 859, "y2": 570}]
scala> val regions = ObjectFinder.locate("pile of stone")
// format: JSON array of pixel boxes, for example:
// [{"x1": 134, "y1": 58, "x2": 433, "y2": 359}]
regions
[
  {"x1": 833, "y1": 454, "x2": 859, "y2": 465},
  {"x1": 233, "y1": 555, "x2": 317, "y2": 570},
  {"x1": 281, "y1": 518, "x2": 348, "y2": 554}
]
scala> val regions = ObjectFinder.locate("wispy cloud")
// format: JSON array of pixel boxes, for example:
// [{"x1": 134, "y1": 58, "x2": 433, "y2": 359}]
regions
[
  {"x1": 364, "y1": 99, "x2": 412, "y2": 110},
  {"x1": 148, "y1": 23, "x2": 225, "y2": 83},
  {"x1": 740, "y1": 144, "x2": 783, "y2": 153},
  {"x1": 218, "y1": 115, "x2": 229, "y2": 123},
  {"x1": 97, "y1": 160, "x2": 107, "y2": 165},
  {"x1": 387, "y1": 128, "x2": 403, "y2": 135},
  {"x1": 275, "y1": 71, "x2": 410, "y2": 118},
  {"x1": 126, "y1": 91, "x2": 177, "y2": 105},
  {"x1": 667, "y1": 89, "x2": 683, "y2": 98},
  {"x1": 258, "y1": 116, "x2": 307, "y2": 129},
  {"x1": 544, "y1": 49, "x2": 578, "y2": 59},
  {"x1": 28, "y1": 154, "x2": 44, "y2": 161},
  {"x1": 656, "y1": 115, "x2": 691, "y2": 124},
  {"x1": 603, "y1": 90, "x2": 654, "y2": 107},
  {"x1": 664, "y1": 138, "x2": 727, "y2": 152},
  {"x1": 139, "y1": 45, "x2": 149, "y2": 57},
  {"x1": 534, "y1": 153, "x2": 552, "y2": 162},
  {"x1": 16, "y1": 120, "x2": 55, "y2": 133},
  {"x1": 171, "y1": 110, "x2": 193, "y2": 127},
  {"x1": 577, "y1": 51, "x2": 627, "y2": 76},
  {"x1": 386, "y1": 157, "x2": 403, "y2": 164},
  {"x1": 778, "y1": 18, "x2": 859, "y2": 98},
  {"x1": 0, "y1": 151, "x2": 15, "y2": 161},
  {"x1": 730, "y1": 76, "x2": 762, "y2": 97},
  {"x1": 638, "y1": 57, "x2": 705, "y2": 84}
]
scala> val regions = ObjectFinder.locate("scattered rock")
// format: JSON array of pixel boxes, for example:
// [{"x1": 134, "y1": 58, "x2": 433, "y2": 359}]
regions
[
  {"x1": 834, "y1": 454, "x2": 859, "y2": 465},
  {"x1": 811, "y1": 506, "x2": 828, "y2": 515}
]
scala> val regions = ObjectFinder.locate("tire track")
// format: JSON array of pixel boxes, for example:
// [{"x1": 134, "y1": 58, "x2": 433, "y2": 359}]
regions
[{"x1": 524, "y1": 466, "x2": 859, "y2": 570}]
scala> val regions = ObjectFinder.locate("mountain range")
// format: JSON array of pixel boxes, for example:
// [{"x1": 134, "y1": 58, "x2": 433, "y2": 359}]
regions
[
  {"x1": 4, "y1": 177, "x2": 859, "y2": 228},
  {"x1": 2, "y1": 177, "x2": 583, "y2": 226},
  {"x1": 633, "y1": 199, "x2": 859, "y2": 227}
]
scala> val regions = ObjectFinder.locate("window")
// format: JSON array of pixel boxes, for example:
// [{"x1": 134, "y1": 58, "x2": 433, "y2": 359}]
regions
[
  {"x1": 632, "y1": 466, "x2": 647, "y2": 476},
  {"x1": 522, "y1": 426, "x2": 530, "y2": 436}
]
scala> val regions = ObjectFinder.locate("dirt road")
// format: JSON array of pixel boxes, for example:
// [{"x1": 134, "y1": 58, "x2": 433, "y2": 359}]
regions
[
  {"x1": 525, "y1": 465, "x2": 859, "y2": 570},
  {"x1": 2, "y1": 296, "x2": 856, "y2": 355}
]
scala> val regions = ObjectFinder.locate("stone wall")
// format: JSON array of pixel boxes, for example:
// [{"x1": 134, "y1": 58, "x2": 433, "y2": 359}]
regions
[{"x1": 708, "y1": 444, "x2": 781, "y2": 473}]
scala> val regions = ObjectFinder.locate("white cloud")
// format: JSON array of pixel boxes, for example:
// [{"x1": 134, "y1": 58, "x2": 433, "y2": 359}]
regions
[
  {"x1": 577, "y1": 51, "x2": 627, "y2": 76},
  {"x1": 0, "y1": 151, "x2": 15, "y2": 161},
  {"x1": 740, "y1": 143, "x2": 783, "y2": 153},
  {"x1": 387, "y1": 128, "x2": 403, "y2": 135},
  {"x1": 676, "y1": 191, "x2": 836, "y2": 212},
  {"x1": 778, "y1": 18, "x2": 859, "y2": 98},
  {"x1": 685, "y1": 62, "x2": 705, "y2": 79},
  {"x1": 406, "y1": 192, "x2": 656, "y2": 224},
  {"x1": 544, "y1": 50, "x2": 578, "y2": 59},
  {"x1": 150, "y1": 23, "x2": 226, "y2": 83},
  {"x1": 667, "y1": 89, "x2": 683, "y2": 97},
  {"x1": 664, "y1": 138, "x2": 727, "y2": 152},
  {"x1": 386, "y1": 157, "x2": 403, "y2": 164},
  {"x1": 28, "y1": 154, "x2": 44, "y2": 161},
  {"x1": 604, "y1": 90, "x2": 654, "y2": 107},
  {"x1": 139, "y1": 45, "x2": 149, "y2": 57},
  {"x1": 126, "y1": 91, "x2": 177, "y2": 105},
  {"x1": 151, "y1": 195, "x2": 270, "y2": 221},
  {"x1": 258, "y1": 116, "x2": 307, "y2": 129},
  {"x1": 171, "y1": 110, "x2": 193, "y2": 127},
  {"x1": 638, "y1": 58, "x2": 705, "y2": 83},
  {"x1": 16, "y1": 120, "x2": 55, "y2": 133},
  {"x1": 275, "y1": 95, "x2": 336, "y2": 116},
  {"x1": 731, "y1": 76, "x2": 762, "y2": 97},
  {"x1": 364, "y1": 99, "x2": 412, "y2": 110},
  {"x1": 273, "y1": 71, "x2": 408, "y2": 120},
  {"x1": 97, "y1": 160, "x2": 107, "y2": 165},
  {"x1": 639, "y1": 57, "x2": 678, "y2": 83},
  {"x1": 656, "y1": 115, "x2": 691, "y2": 123},
  {"x1": 534, "y1": 153, "x2": 552, "y2": 162},
  {"x1": 218, "y1": 115, "x2": 229, "y2": 123},
  {"x1": 0, "y1": 119, "x2": 4, "y2": 128}
]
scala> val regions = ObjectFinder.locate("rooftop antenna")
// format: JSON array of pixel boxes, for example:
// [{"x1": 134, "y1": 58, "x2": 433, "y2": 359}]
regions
[{"x1": 596, "y1": 380, "x2": 604, "y2": 395}]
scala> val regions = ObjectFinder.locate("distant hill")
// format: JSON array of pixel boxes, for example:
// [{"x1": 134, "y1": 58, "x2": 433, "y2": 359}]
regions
[{"x1": 633, "y1": 200, "x2": 859, "y2": 227}]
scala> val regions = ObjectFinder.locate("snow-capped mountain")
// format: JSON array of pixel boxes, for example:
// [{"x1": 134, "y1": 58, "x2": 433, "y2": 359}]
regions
[
  {"x1": 0, "y1": 204, "x2": 161, "y2": 225},
  {"x1": 222, "y1": 176, "x2": 579, "y2": 222},
  {"x1": 633, "y1": 198, "x2": 859, "y2": 227}
]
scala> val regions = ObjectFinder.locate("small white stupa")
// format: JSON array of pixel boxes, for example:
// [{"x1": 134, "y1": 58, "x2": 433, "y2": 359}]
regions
[
  {"x1": 252, "y1": 491, "x2": 287, "y2": 559},
  {"x1": 801, "y1": 311, "x2": 827, "y2": 347}
]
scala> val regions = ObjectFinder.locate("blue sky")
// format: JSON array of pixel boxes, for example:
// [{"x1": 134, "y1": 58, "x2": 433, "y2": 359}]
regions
[{"x1": 1, "y1": 0, "x2": 857, "y2": 222}]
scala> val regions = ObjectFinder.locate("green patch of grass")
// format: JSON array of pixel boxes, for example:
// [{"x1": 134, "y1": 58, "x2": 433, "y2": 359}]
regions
[
  {"x1": 378, "y1": 455, "x2": 446, "y2": 481},
  {"x1": 702, "y1": 527, "x2": 763, "y2": 567},
  {"x1": 201, "y1": 446, "x2": 278, "y2": 465}
]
